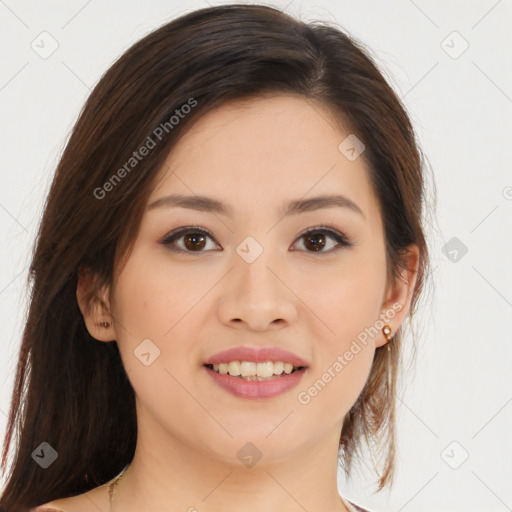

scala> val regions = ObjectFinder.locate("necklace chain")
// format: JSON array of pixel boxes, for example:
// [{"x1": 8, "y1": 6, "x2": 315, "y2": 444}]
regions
[{"x1": 108, "y1": 465, "x2": 129, "y2": 512}]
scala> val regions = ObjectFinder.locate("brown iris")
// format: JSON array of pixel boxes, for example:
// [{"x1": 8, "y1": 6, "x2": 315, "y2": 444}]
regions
[
  {"x1": 303, "y1": 231, "x2": 326, "y2": 252},
  {"x1": 183, "y1": 232, "x2": 207, "y2": 251}
]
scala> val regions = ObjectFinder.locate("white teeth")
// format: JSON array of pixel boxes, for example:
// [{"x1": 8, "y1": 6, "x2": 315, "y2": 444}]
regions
[
  {"x1": 240, "y1": 361, "x2": 257, "y2": 377},
  {"x1": 228, "y1": 361, "x2": 241, "y2": 376},
  {"x1": 256, "y1": 362, "x2": 274, "y2": 377},
  {"x1": 273, "y1": 361, "x2": 284, "y2": 375},
  {"x1": 211, "y1": 361, "x2": 301, "y2": 378}
]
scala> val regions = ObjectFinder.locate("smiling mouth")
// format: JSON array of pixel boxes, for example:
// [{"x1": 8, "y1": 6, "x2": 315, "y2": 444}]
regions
[{"x1": 203, "y1": 363, "x2": 306, "y2": 381}]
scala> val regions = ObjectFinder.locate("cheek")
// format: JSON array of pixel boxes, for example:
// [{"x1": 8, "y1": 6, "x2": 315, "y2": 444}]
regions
[
  {"x1": 110, "y1": 253, "x2": 202, "y2": 416},
  {"x1": 295, "y1": 246, "x2": 386, "y2": 416},
  {"x1": 111, "y1": 247, "x2": 215, "y2": 382},
  {"x1": 297, "y1": 356, "x2": 371, "y2": 428},
  {"x1": 301, "y1": 245, "x2": 387, "y2": 345},
  {"x1": 112, "y1": 248, "x2": 206, "y2": 337}
]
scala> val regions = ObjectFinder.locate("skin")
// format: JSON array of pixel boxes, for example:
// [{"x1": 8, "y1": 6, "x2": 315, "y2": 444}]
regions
[{"x1": 44, "y1": 94, "x2": 418, "y2": 512}]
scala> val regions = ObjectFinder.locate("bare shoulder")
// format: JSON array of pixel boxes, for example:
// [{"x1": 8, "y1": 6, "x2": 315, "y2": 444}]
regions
[
  {"x1": 32, "y1": 483, "x2": 111, "y2": 512},
  {"x1": 31, "y1": 499, "x2": 68, "y2": 512},
  {"x1": 30, "y1": 500, "x2": 68, "y2": 512}
]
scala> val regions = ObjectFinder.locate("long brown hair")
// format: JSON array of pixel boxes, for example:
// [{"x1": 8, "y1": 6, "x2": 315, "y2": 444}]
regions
[{"x1": 0, "y1": 4, "x2": 431, "y2": 509}]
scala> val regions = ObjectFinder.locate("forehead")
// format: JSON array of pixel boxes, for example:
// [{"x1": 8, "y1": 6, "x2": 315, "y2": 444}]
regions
[{"x1": 151, "y1": 94, "x2": 377, "y2": 220}]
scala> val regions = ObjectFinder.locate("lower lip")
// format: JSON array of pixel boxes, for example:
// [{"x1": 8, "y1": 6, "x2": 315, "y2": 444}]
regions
[{"x1": 204, "y1": 366, "x2": 306, "y2": 399}]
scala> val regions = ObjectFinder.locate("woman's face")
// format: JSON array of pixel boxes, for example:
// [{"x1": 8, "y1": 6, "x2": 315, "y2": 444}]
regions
[{"x1": 99, "y1": 95, "x2": 413, "y2": 466}]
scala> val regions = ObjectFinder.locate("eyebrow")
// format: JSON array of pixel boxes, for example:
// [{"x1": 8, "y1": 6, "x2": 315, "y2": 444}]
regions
[{"x1": 147, "y1": 193, "x2": 364, "y2": 218}]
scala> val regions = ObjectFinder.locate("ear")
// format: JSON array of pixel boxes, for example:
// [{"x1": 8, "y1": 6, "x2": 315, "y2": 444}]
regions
[
  {"x1": 76, "y1": 267, "x2": 117, "y2": 342},
  {"x1": 376, "y1": 244, "x2": 420, "y2": 348}
]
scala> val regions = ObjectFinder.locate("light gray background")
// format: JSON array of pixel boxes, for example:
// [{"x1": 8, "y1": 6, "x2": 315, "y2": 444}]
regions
[{"x1": 1, "y1": 1, "x2": 511, "y2": 511}]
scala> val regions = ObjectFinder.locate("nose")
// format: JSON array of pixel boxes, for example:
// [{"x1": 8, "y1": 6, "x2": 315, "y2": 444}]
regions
[{"x1": 216, "y1": 251, "x2": 299, "y2": 332}]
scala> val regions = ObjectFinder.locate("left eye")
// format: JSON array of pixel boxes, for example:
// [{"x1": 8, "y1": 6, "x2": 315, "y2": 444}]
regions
[
  {"x1": 292, "y1": 226, "x2": 353, "y2": 254},
  {"x1": 161, "y1": 226, "x2": 353, "y2": 255}
]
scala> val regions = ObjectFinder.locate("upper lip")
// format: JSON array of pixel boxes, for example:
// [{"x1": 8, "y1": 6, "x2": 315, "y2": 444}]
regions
[{"x1": 203, "y1": 346, "x2": 309, "y2": 367}]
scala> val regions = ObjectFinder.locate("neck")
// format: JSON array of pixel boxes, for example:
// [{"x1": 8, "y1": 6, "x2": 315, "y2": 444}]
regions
[{"x1": 111, "y1": 412, "x2": 350, "y2": 512}]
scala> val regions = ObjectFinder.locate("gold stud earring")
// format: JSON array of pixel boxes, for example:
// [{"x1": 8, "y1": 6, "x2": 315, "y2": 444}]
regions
[{"x1": 382, "y1": 324, "x2": 392, "y2": 352}]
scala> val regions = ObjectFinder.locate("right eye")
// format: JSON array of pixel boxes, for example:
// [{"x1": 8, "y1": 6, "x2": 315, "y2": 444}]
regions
[{"x1": 161, "y1": 226, "x2": 221, "y2": 254}]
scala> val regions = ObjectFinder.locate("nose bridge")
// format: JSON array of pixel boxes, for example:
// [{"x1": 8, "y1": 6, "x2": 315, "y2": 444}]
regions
[
  {"x1": 218, "y1": 233, "x2": 297, "y2": 329},
  {"x1": 235, "y1": 235, "x2": 284, "y2": 302}
]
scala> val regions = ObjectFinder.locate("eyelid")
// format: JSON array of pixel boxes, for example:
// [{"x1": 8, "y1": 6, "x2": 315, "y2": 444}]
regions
[{"x1": 160, "y1": 224, "x2": 354, "y2": 254}]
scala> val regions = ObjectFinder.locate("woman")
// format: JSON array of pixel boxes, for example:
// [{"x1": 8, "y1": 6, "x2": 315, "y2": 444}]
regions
[{"x1": 0, "y1": 4, "x2": 430, "y2": 512}]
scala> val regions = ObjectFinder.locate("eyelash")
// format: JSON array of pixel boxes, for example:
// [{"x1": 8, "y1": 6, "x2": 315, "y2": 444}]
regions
[{"x1": 160, "y1": 224, "x2": 354, "y2": 256}]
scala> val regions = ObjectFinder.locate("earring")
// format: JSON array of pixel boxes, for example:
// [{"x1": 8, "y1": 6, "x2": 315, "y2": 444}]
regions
[
  {"x1": 382, "y1": 324, "x2": 392, "y2": 352},
  {"x1": 100, "y1": 321, "x2": 110, "y2": 328}
]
